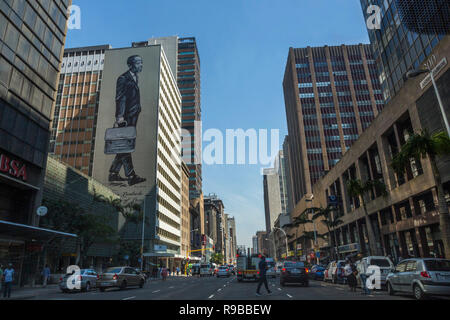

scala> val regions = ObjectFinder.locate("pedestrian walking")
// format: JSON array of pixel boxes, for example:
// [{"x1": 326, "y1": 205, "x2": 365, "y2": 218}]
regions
[
  {"x1": 176, "y1": 267, "x2": 180, "y2": 276},
  {"x1": 344, "y1": 260, "x2": 357, "y2": 292},
  {"x1": 162, "y1": 266, "x2": 168, "y2": 281},
  {"x1": 3, "y1": 263, "x2": 14, "y2": 298},
  {"x1": 256, "y1": 256, "x2": 272, "y2": 296},
  {"x1": 42, "y1": 264, "x2": 51, "y2": 287}
]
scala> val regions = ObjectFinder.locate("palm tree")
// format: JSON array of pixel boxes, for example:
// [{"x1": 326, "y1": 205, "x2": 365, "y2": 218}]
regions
[
  {"x1": 347, "y1": 179, "x2": 387, "y2": 256},
  {"x1": 392, "y1": 130, "x2": 450, "y2": 258},
  {"x1": 285, "y1": 212, "x2": 313, "y2": 259},
  {"x1": 310, "y1": 206, "x2": 343, "y2": 260}
]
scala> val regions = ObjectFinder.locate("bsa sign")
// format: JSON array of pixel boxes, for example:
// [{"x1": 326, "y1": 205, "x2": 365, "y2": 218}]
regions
[{"x1": 0, "y1": 153, "x2": 27, "y2": 181}]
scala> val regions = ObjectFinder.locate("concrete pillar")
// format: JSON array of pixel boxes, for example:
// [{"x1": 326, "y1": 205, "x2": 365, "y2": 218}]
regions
[
  {"x1": 356, "y1": 219, "x2": 366, "y2": 254},
  {"x1": 377, "y1": 211, "x2": 387, "y2": 256},
  {"x1": 415, "y1": 227, "x2": 427, "y2": 258}
]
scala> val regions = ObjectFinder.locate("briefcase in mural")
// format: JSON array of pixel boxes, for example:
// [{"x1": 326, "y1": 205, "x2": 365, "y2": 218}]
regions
[{"x1": 104, "y1": 124, "x2": 137, "y2": 154}]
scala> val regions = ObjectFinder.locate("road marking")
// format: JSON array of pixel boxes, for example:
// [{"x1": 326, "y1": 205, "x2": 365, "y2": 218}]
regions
[
  {"x1": 217, "y1": 288, "x2": 222, "y2": 292},
  {"x1": 208, "y1": 294, "x2": 214, "y2": 299},
  {"x1": 152, "y1": 290, "x2": 161, "y2": 293},
  {"x1": 122, "y1": 296, "x2": 136, "y2": 300},
  {"x1": 287, "y1": 294, "x2": 293, "y2": 298},
  {"x1": 169, "y1": 286, "x2": 174, "y2": 289},
  {"x1": 278, "y1": 288, "x2": 282, "y2": 291},
  {"x1": 223, "y1": 285, "x2": 226, "y2": 287}
]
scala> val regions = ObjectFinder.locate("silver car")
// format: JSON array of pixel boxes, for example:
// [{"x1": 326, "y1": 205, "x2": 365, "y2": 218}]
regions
[
  {"x1": 59, "y1": 269, "x2": 98, "y2": 292},
  {"x1": 98, "y1": 266, "x2": 146, "y2": 292},
  {"x1": 217, "y1": 266, "x2": 231, "y2": 278},
  {"x1": 386, "y1": 258, "x2": 450, "y2": 300}
]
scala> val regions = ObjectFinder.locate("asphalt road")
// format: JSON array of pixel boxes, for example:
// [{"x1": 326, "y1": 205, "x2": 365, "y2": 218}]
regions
[{"x1": 27, "y1": 275, "x2": 419, "y2": 300}]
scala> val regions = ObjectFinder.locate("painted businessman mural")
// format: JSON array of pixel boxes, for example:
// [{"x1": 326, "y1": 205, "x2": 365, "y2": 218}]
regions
[{"x1": 93, "y1": 46, "x2": 161, "y2": 204}]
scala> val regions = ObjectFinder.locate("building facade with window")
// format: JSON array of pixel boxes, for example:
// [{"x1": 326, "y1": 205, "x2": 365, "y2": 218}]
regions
[
  {"x1": 293, "y1": 35, "x2": 450, "y2": 262},
  {"x1": 283, "y1": 44, "x2": 384, "y2": 206},
  {"x1": 50, "y1": 45, "x2": 111, "y2": 176},
  {"x1": 0, "y1": 0, "x2": 72, "y2": 285},
  {"x1": 360, "y1": 0, "x2": 448, "y2": 102}
]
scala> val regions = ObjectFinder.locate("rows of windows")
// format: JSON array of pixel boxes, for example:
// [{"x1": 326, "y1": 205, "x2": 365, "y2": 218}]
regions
[
  {"x1": 157, "y1": 147, "x2": 181, "y2": 181},
  {"x1": 157, "y1": 211, "x2": 180, "y2": 230},
  {"x1": 157, "y1": 163, "x2": 180, "y2": 194},
  {"x1": 156, "y1": 227, "x2": 180, "y2": 243},
  {"x1": 157, "y1": 195, "x2": 180, "y2": 218}
]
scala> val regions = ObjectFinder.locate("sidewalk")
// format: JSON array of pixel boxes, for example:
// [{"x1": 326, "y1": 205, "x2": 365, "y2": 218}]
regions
[
  {"x1": 0, "y1": 284, "x2": 60, "y2": 300},
  {"x1": 0, "y1": 274, "x2": 194, "y2": 300}
]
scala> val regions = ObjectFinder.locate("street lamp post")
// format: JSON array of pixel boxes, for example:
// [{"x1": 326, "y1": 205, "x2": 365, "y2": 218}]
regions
[
  {"x1": 265, "y1": 237, "x2": 276, "y2": 260},
  {"x1": 140, "y1": 197, "x2": 146, "y2": 271},
  {"x1": 272, "y1": 227, "x2": 289, "y2": 261},
  {"x1": 306, "y1": 194, "x2": 320, "y2": 265},
  {"x1": 406, "y1": 67, "x2": 450, "y2": 136}
]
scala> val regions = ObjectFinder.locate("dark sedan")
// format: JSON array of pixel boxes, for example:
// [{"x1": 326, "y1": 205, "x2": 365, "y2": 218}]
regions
[{"x1": 280, "y1": 261, "x2": 309, "y2": 287}]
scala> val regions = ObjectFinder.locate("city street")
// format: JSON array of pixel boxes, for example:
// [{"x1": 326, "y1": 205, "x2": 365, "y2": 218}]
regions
[{"x1": 21, "y1": 275, "x2": 422, "y2": 301}]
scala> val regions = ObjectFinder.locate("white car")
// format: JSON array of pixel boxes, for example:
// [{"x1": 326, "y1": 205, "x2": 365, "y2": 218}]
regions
[
  {"x1": 324, "y1": 260, "x2": 346, "y2": 283},
  {"x1": 356, "y1": 256, "x2": 394, "y2": 289},
  {"x1": 217, "y1": 266, "x2": 231, "y2": 278}
]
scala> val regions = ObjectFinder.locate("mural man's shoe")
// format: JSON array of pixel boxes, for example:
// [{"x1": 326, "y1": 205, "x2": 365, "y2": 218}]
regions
[
  {"x1": 109, "y1": 173, "x2": 127, "y2": 182},
  {"x1": 128, "y1": 174, "x2": 146, "y2": 186}
]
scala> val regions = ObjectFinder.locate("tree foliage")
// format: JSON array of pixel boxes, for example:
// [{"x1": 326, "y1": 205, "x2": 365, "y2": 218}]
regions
[
  {"x1": 210, "y1": 253, "x2": 224, "y2": 265},
  {"x1": 41, "y1": 198, "x2": 117, "y2": 266},
  {"x1": 391, "y1": 130, "x2": 450, "y2": 175}
]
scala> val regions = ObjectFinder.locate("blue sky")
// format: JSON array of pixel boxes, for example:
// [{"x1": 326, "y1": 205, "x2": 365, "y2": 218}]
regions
[{"x1": 67, "y1": 0, "x2": 370, "y2": 249}]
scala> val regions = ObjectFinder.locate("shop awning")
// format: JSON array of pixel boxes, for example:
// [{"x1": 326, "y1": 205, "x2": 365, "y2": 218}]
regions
[
  {"x1": 143, "y1": 252, "x2": 176, "y2": 258},
  {"x1": 0, "y1": 220, "x2": 77, "y2": 241}
]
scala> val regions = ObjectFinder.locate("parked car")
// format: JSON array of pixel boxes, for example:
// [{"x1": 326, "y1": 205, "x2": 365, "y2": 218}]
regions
[
  {"x1": 200, "y1": 264, "x2": 214, "y2": 277},
  {"x1": 356, "y1": 256, "x2": 394, "y2": 289},
  {"x1": 310, "y1": 265, "x2": 325, "y2": 280},
  {"x1": 280, "y1": 261, "x2": 309, "y2": 287},
  {"x1": 386, "y1": 258, "x2": 450, "y2": 300},
  {"x1": 324, "y1": 260, "x2": 346, "y2": 283},
  {"x1": 217, "y1": 266, "x2": 231, "y2": 278},
  {"x1": 276, "y1": 263, "x2": 283, "y2": 276},
  {"x1": 97, "y1": 267, "x2": 145, "y2": 292},
  {"x1": 135, "y1": 268, "x2": 149, "y2": 281},
  {"x1": 59, "y1": 269, "x2": 98, "y2": 293}
]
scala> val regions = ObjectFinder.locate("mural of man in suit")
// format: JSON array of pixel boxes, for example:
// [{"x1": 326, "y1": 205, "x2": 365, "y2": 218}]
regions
[{"x1": 108, "y1": 55, "x2": 146, "y2": 186}]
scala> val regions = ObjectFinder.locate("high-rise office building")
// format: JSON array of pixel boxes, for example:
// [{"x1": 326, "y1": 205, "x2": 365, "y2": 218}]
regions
[
  {"x1": 227, "y1": 215, "x2": 237, "y2": 264},
  {"x1": 263, "y1": 168, "x2": 282, "y2": 234},
  {"x1": 282, "y1": 136, "x2": 295, "y2": 215},
  {"x1": 50, "y1": 45, "x2": 110, "y2": 175},
  {"x1": 0, "y1": 0, "x2": 72, "y2": 285},
  {"x1": 252, "y1": 236, "x2": 258, "y2": 255},
  {"x1": 177, "y1": 37, "x2": 202, "y2": 199},
  {"x1": 283, "y1": 44, "x2": 383, "y2": 205},
  {"x1": 360, "y1": 0, "x2": 448, "y2": 102},
  {"x1": 91, "y1": 44, "x2": 183, "y2": 270},
  {"x1": 395, "y1": 0, "x2": 450, "y2": 35},
  {"x1": 147, "y1": 36, "x2": 203, "y2": 199},
  {"x1": 275, "y1": 151, "x2": 289, "y2": 215},
  {"x1": 204, "y1": 195, "x2": 219, "y2": 245}
]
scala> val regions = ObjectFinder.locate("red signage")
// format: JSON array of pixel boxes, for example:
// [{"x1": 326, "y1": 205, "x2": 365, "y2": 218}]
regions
[{"x1": 0, "y1": 154, "x2": 27, "y2": 181}]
